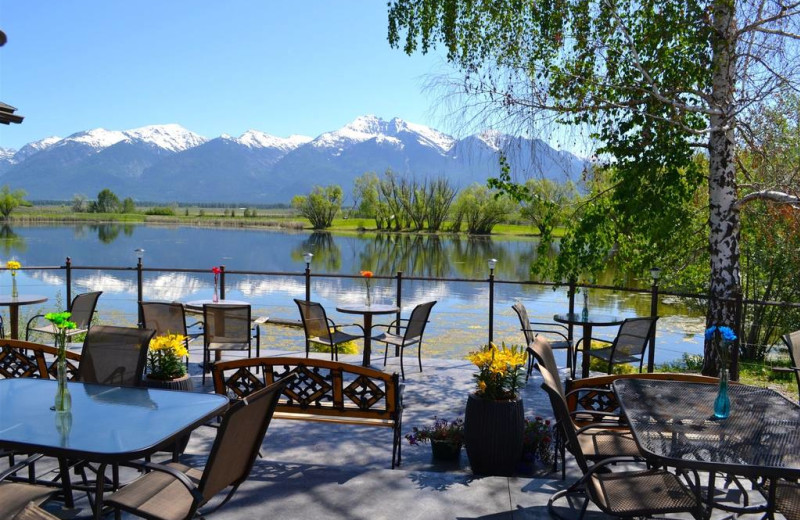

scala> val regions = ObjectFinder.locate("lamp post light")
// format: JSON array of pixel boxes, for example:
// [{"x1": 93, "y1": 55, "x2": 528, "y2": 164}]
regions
[
  {"x1": 647, "y1": 267, "x2": 661, "y2": 373},
  {"x1": 303, "y1": 252, "x2": 313, "y2": 301},
  {"x1": 135, "y1": 248, "x2": 145, "y2": 326},
  {"x1": 488, "y1": 258, "x2": 497, "y2": 344}
]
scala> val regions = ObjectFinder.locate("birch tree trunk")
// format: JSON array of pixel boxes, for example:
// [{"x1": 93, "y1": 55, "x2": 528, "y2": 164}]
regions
[{"x1": 703, "y1": 0, "x2": 741, "y2": 378}]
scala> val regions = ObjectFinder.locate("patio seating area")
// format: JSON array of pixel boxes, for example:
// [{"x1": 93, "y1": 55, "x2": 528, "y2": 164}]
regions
[{"x1": 0, "y1": 343, "x2": 774, "y2": 519}]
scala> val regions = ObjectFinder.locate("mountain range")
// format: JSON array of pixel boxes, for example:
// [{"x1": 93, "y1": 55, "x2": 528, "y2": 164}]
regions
[{"x1": 0, "y1": 116, "x2": 588, "y2": 204}]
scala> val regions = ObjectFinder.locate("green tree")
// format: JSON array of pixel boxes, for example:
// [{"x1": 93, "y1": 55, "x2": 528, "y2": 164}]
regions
[
  {"x1": 292, "y1": 185, "x2": 343, "y2": 229},
  {"x1": 451, "y1": 184, "x2": 513, "y2": 234},
  {"x1": 71, "y1": 194, "x2": 87, "y2": 213},
  {"x1": 93, "y1": 189, "x2": 121, "y2": 213},
  {"x1": 0, "y1": 186, "x2": 28, "y2": 219},
  {"x1": 388, "y1": 0, "x2": 800, "y2": 375},
  {"x1": 121, "y1": 197, "x2": 136, "y2": 214},
  {"x1": 353, "y1": 172, "x2": 380, "y2": 218}
]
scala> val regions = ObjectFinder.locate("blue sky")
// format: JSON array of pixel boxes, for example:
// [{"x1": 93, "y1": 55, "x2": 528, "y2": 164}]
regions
[{"x1": 0, "y1": 1, "x2": 451, "y2": 150}]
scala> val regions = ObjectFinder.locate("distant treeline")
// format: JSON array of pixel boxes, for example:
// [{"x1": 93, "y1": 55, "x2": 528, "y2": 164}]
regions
[{"x1": 30, "y1": 200, "x2": 291, "y2": 209}]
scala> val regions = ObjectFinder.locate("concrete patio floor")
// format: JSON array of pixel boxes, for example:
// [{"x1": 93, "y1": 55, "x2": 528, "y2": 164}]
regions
[{"x1": 6, "y1": 347, "x2": 775, "y2": 519}]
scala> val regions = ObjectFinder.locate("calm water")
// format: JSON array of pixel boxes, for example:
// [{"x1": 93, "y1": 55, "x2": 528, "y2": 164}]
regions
[{"x1": 1, "y1": 223, "x2": 705, "y2": 364}]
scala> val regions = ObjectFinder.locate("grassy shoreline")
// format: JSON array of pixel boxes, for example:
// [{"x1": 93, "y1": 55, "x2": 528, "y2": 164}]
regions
[{"x1": 11, "y1": 207, "x2": 555, "y2": 237}]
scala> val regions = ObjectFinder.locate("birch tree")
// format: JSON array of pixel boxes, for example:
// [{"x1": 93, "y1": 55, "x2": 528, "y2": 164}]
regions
[{"x1": 388, "y1": 0, "x2": 800, "y2": 374}]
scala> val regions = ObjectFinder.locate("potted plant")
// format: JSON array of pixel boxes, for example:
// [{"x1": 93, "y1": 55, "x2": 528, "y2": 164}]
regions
[
  {"x1": 145, "y1": 332, "x2": 192, "y2": 391},
  {"x1": 464, "y1": 342, "x2": 527, "y2": 476},
  {"x1": 405, "y1": 416, "x2": 465, "y2": 461},
  {"x1": 518, "y1": 416, "x2": 554, "y2": 474}
]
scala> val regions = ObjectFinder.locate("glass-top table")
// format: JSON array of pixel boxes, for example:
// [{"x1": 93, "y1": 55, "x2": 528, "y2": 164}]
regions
[
  {"x1": 553, "y1": 313, "x2": 623, "y2": 378},
  {"x1": 0, "y1": 378, "x2": 228, "y2": 461},
  {"x1": 614, "y1": 378, "x2": 800, "y2": 515}
]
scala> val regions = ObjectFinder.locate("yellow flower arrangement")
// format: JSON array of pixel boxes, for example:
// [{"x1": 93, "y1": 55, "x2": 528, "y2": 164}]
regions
[
  {"x1": 6, "y1": 260, "x2": 21, "y2": 273},
  {"x1": 467, "y1": 342, "x2": 527, "y2": 400},
  {"x1": 147, "y1": 333, "x2": 189, "y2": 380}
]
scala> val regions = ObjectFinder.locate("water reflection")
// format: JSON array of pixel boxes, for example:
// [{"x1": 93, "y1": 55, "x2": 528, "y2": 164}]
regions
[
  {"x1": 90, "y1": 224, "x2": 135, "y2": 244},
  {"x1": 0, "y1": 225, "x2": 26, "y2": 256}
]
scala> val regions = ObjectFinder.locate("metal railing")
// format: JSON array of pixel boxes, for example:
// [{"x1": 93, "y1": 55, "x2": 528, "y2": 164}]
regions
[{"x1": 8, "y1": 257, "x2": 800, "y2": 375}]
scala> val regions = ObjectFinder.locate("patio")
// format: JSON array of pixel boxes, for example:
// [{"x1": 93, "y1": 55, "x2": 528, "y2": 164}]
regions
[{"x1": 1, "y1": 345, "x2": 770, "y2": 519}]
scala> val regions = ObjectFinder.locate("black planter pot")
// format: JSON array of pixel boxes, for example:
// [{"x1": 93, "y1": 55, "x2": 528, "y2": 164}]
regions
[
  {"x1": 144, "y1": 374, "x2": 194, "y2": 392},
  {"x1": 431, "y1": 440, "x2": 462, "y2": 461},
  {"x1": 464, "y1": 393, "x2": 524, "y2": 476}
]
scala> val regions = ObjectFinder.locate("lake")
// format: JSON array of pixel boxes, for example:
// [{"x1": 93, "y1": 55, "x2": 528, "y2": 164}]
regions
[{"x1": 0, "y1": 223, "x2": 706, "y2": 365}]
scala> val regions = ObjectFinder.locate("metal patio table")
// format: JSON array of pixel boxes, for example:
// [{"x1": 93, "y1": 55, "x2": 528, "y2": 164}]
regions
[
  {"x1": 0, "y1": 294, "x2": 48, "y2": 339},
  {"x1": 0, "y1": 378, "x2": 229, "y2": 519},
  {"x1": 336, "y1": 303, "x2": 399, "y2": 367},
  {"x1": 614, "y1": 378, "x2": 800, "y2": 517},
  {"x1": 553, "y1": 312, "x2": 623, "y2": 378}
]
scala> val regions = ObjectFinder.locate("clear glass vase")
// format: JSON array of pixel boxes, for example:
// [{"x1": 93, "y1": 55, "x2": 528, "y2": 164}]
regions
[
  {"x1": 11, "y1": 275, "x2": 18, "y2": 298},
  {"x1": 213, "y1": 276, "x2": 219, "y2": 303},
  {"x1": 713, "y1": 368, "x2": 730, "y2": 419},
  {"x1": 54, "y1": 351, "x2": 71, "y2": 413},
  {"x1": 365, "y1": 284, "x2": 372, "y2": 307}
]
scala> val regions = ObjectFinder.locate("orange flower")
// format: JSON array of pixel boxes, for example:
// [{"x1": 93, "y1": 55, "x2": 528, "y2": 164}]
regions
[{"x1": 360, "y1": 270, "x2": 373, "y2": 278}]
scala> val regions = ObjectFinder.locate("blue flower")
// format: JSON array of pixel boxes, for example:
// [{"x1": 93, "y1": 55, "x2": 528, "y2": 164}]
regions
[{"x1": 705, "y1": 325, "x2": 737, "y2": 342}]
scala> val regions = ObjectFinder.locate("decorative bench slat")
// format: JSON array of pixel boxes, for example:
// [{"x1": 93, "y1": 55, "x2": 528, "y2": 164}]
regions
[{"x1": 212, "y1": 356, "x2": 403, "y2": 468}]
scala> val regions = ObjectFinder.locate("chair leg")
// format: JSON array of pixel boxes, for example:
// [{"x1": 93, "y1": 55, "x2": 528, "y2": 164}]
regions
[
  {"x1": 417, "y1": 342, "x2": 422, "y2": 374},
  {"x1": 399, "y1": 346, "x2": 405, "y2": 381},
  {"x1": 384, "y1": 342, "x2": 389, "y2": 366}
]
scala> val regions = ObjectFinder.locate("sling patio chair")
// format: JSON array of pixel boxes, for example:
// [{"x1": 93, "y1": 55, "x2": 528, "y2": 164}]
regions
[
  {"x1": 104, "y1": 377, "x2": 291, "y2": 520},
  {"x1": 585, "y1": 316, "x2": 658, "y2": 374},
  {"x1": 0, "y1": 454, "x2": 57, "y2": 520},
  {"x1": 294, "y1": 299, "x2": 364, "y2": 362},
  {"x1": 530, "y1": 337, "x2": 640, "y2": 479},
  {"x1": 201, "y1": 304, "x2": 260, "y2": 385},
  {"x1": 25, "y1": 291, "x2": 102, "y2": 344},
  {"x1": 140, "y1": 301, "x2": 203, "y2": 370},
  {"x1": 371, "y1": 300, "x2": 436, "y2": 380},
  {"x1": 538, "y1": 363, "x2": 702, "y2": 520},
  {"x1": 77, "y1": 325, "x2": 155, "y2": 387},
  {"x1": 512, "y1": 301, "x2": 572, "y2": 382},
  {"x1": 772, "y1": 330, "x2": 800, "y2": 401}
]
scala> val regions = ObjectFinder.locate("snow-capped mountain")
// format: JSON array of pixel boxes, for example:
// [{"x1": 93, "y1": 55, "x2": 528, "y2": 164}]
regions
[{"x1": 0, "y1": 116, "x2": 588, "y2": 203}]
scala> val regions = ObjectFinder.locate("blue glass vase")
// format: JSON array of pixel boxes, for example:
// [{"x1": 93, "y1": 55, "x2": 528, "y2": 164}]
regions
[{"x1": 713, "y1": 369, "x2": 730, "y2": 419}]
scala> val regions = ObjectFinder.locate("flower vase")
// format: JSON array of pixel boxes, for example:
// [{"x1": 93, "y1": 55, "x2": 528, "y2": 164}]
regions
[
  {"x1": 11, "y1": 275, "x2": 18, "y2": 298},
  {"x1": 365, "y1": 284, "x2": 372, "y2": 307},
  {"x1": 213, "y1": 275, "x2": 219, "y2": 303},
  {"x1": 713, "y1": 369, "x2": 730, "y2": 419},
  {"x1": 581, "y1": 289, "x2": 589, "y2": 320},
  {"x1": 54, "y1": 353, "x2": 71, "y2": 413}
]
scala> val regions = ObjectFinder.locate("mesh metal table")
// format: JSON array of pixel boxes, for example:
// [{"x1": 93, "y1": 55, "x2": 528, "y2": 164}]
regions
[{"x1": 614, "y1": 378, "x2": 800, "y2": 515}]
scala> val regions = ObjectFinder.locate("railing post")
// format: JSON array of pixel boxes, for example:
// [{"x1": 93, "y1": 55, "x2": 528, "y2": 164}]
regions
[
  {"x1": 732, "y1": 291, "x2": 743, "y2": 382},
  {"x1": 395, "y1": 271, "x2": 403, "y2": 335},
  {"x1": 65, "y1": 257, "x2": 72, "y2": 310},
  {"x1": 136, "y1": 256, "x2": 144, "y2": 326},
  {"x1": 488, "y1": 259, "x2": 497, "y2": 344},
  {"x1": 219, "y1": 265, "x2": 226, "y2": 300},
  {"x1": 567, "y1": 278, "x2": 576, "y2": 344},
  {"x1": 303, "y1": 252, "x2": 313, "y2": 302},
  {"x1": 648, "y1": 268, "x2": 661, "y2": 373}
]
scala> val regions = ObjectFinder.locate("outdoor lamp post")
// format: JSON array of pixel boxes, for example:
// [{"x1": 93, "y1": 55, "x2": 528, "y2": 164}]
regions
[
  {"x1": 488, "y1": 258, "x2": 497, "y2": 344},
  {"x1": 135, "y1": 248, "x2": 145, "y2": 325},
  {"x1": 303, "y1": 252, "x2": 313, "y2": 301},
  {"x1": 648, "y1": 267, "x2": 661, "y2": 373}
]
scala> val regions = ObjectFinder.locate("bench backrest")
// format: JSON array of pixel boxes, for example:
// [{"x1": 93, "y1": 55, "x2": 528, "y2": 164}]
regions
[
  {"x1": 0, "y1": 339, "x2": 81, "y2": 380},
  {"x1": 212, "y1": 357, "x2": 402, "y2": 423}
]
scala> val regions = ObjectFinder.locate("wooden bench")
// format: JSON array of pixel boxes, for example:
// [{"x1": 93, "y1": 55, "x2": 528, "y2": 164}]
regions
[
  {"x1": 565, "y1": 372, "x2": 720, "y2": 429},
  {"x1": 212, "y1": 357, "x2": 403, "y2": 468},
  {"x1": 0, "y1": 339, "x2": 81, "y2": 380}
]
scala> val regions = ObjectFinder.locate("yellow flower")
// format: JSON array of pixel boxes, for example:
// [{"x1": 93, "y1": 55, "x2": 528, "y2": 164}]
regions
[{"x1": 6, "y1": 260, "x2": 21, "y2": 272}]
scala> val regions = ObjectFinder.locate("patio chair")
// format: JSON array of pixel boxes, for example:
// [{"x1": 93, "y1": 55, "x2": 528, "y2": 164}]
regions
[
  {"x1": 371, "y1": 300, "x2": 436, "y2": 380},
  {"x1": 512, "y1": 301, "x2": 572, "y2": 382},
  {"x1": 0, "y1": 454, "x2": 56, "y2": 520},
  {"x1": 0, "y1": 339, "x2": 81, "y2": 380},
  {"x1": 77, "y1": 325, "x2": 154, "y2": 387},
  {"x1": 202, "y1": 304, "x2": 260, "y2": 385},
  {"x1": 539, "y1": 363, "x2": 702, "y2": 520},
  {"x1": 585, "y1": 316, "x2": 658, "y2": 374},
  {"x1": 772, "y1": 479, "x2": 800, "y2": 520},
  {"x1": 104, "y1": 377, "x2": 291, "y2": 520},
  {"x1": 25, "y1": 291, "x2": 102, "y2": 344},
  {"x1": 773, "y1": 330, "x2": 800, "y2": 401},
  {"x1": 531, "y1": 337, "x2": 640, "y2": 479},
  {"x1": 294, "y1": 299, "x2": 364, "y2": 362},
  {"x1": 140, "y1": 301, "x2": 203, "y2": 370}
]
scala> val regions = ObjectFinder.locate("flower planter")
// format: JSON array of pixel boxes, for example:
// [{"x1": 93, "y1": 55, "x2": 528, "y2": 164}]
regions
[
  {"x1": 464, "y1": 393, "x2": 524, "y2": 476},
  {"x1": 144, "y1": 374, "x2": 194, "y2": 392},
  {"x1": 431, "y1": 440, "x2": 462, "y2": 461}
]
